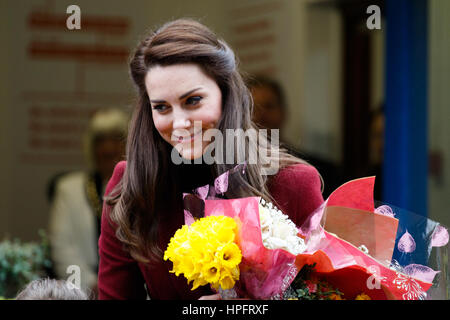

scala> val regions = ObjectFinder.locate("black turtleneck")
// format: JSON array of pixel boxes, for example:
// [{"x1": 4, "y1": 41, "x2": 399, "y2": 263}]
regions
[
  {"x1": 156, "y1": 160, "x2": 216, "y2": 221},
  {"x1": 176, "y1": 161, "x2": 216, "y2": 193}
]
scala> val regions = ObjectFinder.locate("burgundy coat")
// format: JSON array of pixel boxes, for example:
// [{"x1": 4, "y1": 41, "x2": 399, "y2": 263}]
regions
[{"x1": 98, "y1": 161, "x2": 324, "y2": 299}]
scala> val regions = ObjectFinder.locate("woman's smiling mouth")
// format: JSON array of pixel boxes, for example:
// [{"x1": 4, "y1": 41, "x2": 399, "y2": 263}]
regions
[{"x1": 172, "y1": 130, "x2": 202, "y2": 143}]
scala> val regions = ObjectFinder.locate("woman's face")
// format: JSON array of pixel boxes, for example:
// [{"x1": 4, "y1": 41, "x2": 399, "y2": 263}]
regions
[{"x1": 145, "y1": 63, "x2": 222, "y2": 160}]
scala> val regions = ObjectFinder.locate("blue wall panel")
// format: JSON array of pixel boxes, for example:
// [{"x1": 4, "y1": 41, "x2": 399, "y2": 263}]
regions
[{"x1": 383, "y1": 0, "x2": 428, "y2": 218}]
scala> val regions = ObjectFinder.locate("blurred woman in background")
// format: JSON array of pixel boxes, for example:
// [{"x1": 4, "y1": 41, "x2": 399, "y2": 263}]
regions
[{"x1": 48, "y1": 108, "x2": 129, "y2": 296}]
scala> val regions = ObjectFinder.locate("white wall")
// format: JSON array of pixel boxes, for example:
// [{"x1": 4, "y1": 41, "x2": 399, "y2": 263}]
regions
[{"x1": 302, "y1": 4, "x2": 343, "y2": 163}]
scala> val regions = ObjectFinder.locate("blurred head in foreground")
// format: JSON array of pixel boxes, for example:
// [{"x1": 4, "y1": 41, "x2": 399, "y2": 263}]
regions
[{"x1": 15, "y1": 278, "x2": 89, "y2": 300}]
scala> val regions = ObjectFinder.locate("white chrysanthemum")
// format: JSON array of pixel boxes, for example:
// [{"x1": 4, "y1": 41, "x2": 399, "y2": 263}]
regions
[{"x1": 259, "y1": 200, "x2": 306, "y2": 255}]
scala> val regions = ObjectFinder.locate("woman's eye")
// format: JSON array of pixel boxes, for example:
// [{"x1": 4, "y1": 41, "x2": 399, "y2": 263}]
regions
[
  {"x1": 152, "y1": 104, "x2": 169, "y2": 112},
  {"x1": 186, "y1": 96, "x2": 202, "y2": 106}
]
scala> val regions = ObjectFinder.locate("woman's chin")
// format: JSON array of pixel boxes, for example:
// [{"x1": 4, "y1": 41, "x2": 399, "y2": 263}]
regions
[
  {"x1": 177, "y1": 147, "x2": 204, "y2": 162},
  {"x1": 180, "y1": 154, "x2": 201, "y2": 161},
  {"x1": 172, "y1": 141, "x2": 214, "y2": 163}
]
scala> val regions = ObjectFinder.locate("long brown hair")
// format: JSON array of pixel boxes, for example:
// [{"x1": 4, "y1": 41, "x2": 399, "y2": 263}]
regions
[{"x1": 106, "y1": 18, "x2": 312, "y2": 263}]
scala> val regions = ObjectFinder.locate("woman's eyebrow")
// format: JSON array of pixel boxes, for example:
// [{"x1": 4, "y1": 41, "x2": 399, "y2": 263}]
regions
[
  {"x1": 179, "y1": 87, "x2": 202, "y2": 100},
  {"x1": 150, "y1": 87, "x2": 203, "y2": 104}
]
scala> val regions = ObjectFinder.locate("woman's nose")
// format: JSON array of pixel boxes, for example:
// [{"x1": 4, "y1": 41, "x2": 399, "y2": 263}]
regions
[{"x1": 172, "y1": 109, "x2": 192, "y2": 129}]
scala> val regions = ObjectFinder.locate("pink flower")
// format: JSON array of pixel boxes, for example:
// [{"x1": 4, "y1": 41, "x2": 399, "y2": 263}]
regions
[{"x1": 305, "y1": 281, "x2": 317, "y2": 293}]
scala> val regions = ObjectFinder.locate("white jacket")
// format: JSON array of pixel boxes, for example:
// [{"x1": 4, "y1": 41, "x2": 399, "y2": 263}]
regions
[{"x1": 48, "y1": 171, "x2": 100, "y2": 291}]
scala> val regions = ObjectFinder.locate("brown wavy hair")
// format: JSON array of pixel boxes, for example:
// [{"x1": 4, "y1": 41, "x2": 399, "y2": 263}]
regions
[{"x1": 106, "y1": 18, "x2": 312, "y2": 263}]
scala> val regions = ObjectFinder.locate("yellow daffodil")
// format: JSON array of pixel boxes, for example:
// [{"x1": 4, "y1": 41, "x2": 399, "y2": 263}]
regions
[
  {"x1": 202, "y1": 261, "x2": 221, "y2": 284},
  {"x1": 329, "y1": 293, "x2": 344, "y2": 300},
  {"x1": 191, "y1": 276, "x2": 209, "y2": 291},
  {"x1": 164, "y1": 215, "x2": 242, "y2": 291},
  {"x1": 218, "y1": 273, "x2": 235, "y2": 290},
  {"x1": 355, "y1": 293, "x2": 371, "y2": 300},
  {"x1": 218, "y1": 267, "x2": 240, "y2": 290},
  {"x1": 217, "y1": 242, "x2": 242, "y2": 268}
]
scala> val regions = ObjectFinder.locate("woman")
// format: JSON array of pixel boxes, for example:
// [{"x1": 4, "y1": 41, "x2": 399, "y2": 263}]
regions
[{"x1": 98, "y1": 18, "x2": 324, "y2": 300}]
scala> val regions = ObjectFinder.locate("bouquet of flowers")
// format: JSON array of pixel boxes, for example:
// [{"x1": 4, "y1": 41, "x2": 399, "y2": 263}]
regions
[{"x1": 165, "y1": 165, "x2": 449, "y2": 300}]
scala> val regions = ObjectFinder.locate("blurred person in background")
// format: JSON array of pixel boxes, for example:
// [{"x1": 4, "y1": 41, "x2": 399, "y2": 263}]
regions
[
  {"x1": 249, "y1": 76, "x2": 286, "y2": 132},
  {"x1": 48, "y1": 108, "x2": 129, "y2": 297},
  {"x1": 367, "y1": 106, "x2": 384, "y2": 201},
  {"x1": 248, "y1": 76, "x2": 344, "y2": 198}
]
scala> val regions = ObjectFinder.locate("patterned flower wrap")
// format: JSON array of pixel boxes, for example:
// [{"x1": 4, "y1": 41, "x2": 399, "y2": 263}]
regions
[{"x1": 183, "y1": 166, "x2": 449, "y2": 300}]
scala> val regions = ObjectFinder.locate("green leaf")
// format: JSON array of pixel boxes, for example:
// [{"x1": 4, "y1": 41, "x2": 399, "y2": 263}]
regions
[{"x1": 0, "y1": 231, "x2": 52, "y2": 298}]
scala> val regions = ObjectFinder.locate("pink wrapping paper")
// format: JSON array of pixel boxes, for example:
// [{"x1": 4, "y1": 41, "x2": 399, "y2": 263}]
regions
[
  {"x1": 327, "y1": 176, "x2": 376, "y2": 212},
  {"x1": 323, "y1": 206, "x2": 399, "y2": 263},
  {"x1": 203, "y1": 197, "x2": 297, "y2": 299}
]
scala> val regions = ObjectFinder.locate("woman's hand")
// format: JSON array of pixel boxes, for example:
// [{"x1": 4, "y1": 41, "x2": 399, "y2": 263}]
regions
[{"x1": 198, "y1": 293, "x2": 221, "y2": 300}]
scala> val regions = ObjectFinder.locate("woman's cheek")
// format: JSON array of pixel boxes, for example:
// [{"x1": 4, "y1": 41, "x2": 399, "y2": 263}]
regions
[
  {"x1": 199, "y1": 110, "x2": 221, "y2": 129},
  {"x1": 153, "y1": 115, "x2": 171, "y2": 140}
]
